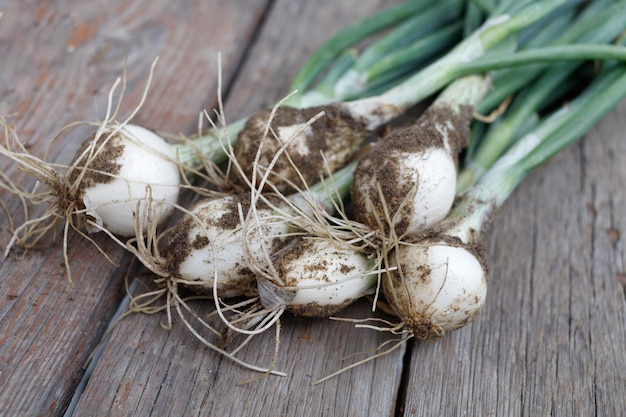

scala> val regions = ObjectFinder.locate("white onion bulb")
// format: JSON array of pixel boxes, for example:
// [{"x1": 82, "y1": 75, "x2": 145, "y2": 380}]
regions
[
  {"x1": 352, "y1": 102, "x2": 474, "y2": 239},
  {"x1": 167, "y1": 195, "x2": 289, "y2": 298},
  {"x1": 258, "y1": 238, "x2": 376, "y2": 317},
  {"x1": 384, "y1": 239, "x2": 487, "y2": 338},
  {"x1": 76, "y1": 124, "x2": 181, "y2": 236},
  {"x1": 353, "y1": 146, "x2": 457, "y2": 237}
]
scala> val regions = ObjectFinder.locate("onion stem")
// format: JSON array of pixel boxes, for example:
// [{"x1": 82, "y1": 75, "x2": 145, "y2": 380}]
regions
[
  {"x1": 289, "y1": 0, "x2": 439, "y2": 92},
  {"x1": 458, "y1": 2, "x2": 626, "y2": 191},
  {"x1": 475, "y1": 0, "x2": 621, "y2": 114},
  {"x1": 449, "y1": 63, "x2": 626, "y2": 243},
  {"x1": 363, "y1": 0, "x2": 573, "y2": 110},
  {"x1": 454, "y1": 44, "x2": 626, "y2": 76}
]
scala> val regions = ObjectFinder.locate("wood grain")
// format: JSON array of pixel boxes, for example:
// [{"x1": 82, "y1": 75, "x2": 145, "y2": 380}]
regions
[
  {"x1": 0, "y1": 1, "x2": 268, "y2": 415},
  {"x1": 72, "y1": 1, "x2": 405, "y2": 416},
  {"x1": 400, "y1": 100, "x2": 626, "y2": 417},
  {"x1": 1, "y1": 1, "x2": 626, "y2": 416}
]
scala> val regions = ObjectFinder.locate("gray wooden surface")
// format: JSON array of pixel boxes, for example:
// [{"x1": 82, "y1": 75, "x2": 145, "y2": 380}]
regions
[{"x1": 1, "y1": 1, "x2": 625, "y2": 416}]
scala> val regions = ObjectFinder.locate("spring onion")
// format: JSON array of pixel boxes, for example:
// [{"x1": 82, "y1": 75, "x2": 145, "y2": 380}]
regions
[
  {"x1": 383, "y1": 52, "x2": 626, "y2": 340},
  {"x1": 258, "y1": 237, "x2": 378, "y2": 317},
  {"x1": 0, "y1": 0, "x2": 464, "y2": 254},
  {"x1": 383, "y1": 237, "x2": 488, "y2": 338},
  {"x1": 351, "y1": 74, "x2": 489, "y2": 238}
]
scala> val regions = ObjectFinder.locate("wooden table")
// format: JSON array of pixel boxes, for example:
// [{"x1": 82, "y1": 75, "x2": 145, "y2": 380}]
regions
[{"x1": 1, "y1": 1, "x2": 625, "y2": 416}]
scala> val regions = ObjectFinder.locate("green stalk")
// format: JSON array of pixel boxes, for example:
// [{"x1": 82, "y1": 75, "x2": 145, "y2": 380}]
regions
[
  {"x1": 453, "y1": 44, "x2": 626, "y2": 76},
  {"x1": 291, "y1": 0, "x2": 465, "y2": 107},
  {"x1": 356, "y1": 23, "x2": 463, "y2": 97},
  {"x1": 447, "y1": 64, "x2": 626, "y2": 243},
  {"x1": 307, "y1": 160, "x2": 357, "y2": 209},
  {"x1": 353, "y1": 0, "x2": 464, "y2": 72},
  {"x1": 310, "y1": 23, "x2": 463, "y2": 103},
  {"x1": 312, "y1": 50, "x2": 357, "y2": 90},
  {"x1": 476, "y1": 0, "x2": 621, "y2": 113},
  {"x1": 366, "y1": 0, "x2": 572, "y2": 111},
  {"x1": 492, "y1": 0, "x2": 535, "y2": 15},
  {"x1": 174, "y1": 118, "x2": 246, "y2": 174},
  {"x1": 465, "y1": 5, "x2": 575, "y2": 161},
  {"x1": 470, "y1": 0, "x2": 497, "y2": 15},
  {"x1": 517, "y1": 69, "x2": 626, "y2": 174},
  {"x1": 458, "y1": 2, "x2": 626, "y2": 191},
  {"x1": 289, "y1": 0, "x2": 435, "y2": 93},
  {"x1": 463, "y1": 0, "x2": 486, "y2": 37}
]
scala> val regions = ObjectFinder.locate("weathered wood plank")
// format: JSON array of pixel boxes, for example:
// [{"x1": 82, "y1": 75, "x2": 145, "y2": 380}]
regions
[
  {"x1": 0, "y1": 1, "x2": 269, "y2": 415},
  {"x1": 399, "y1": 100, "x2": 626, "y2": 416},
  {"x1": 75, "y1": 296, "x2": 404, "y2": 416},
  {"x1": 72, "y1": 1, "x2": 405, "y2": 416},
  {"x1": 223, "y1": 0, "x2": 393, "y2": 116},
  {"x1": 3, "y1": 1, "x2": 626, "y2": 416}
]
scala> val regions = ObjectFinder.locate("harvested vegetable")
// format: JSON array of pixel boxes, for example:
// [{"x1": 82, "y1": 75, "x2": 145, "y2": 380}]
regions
[
  {"x1": 230, "y1": 102, "x2": 391, "y2": 194},
  {"x1": 383, "y1": 237, "x2": 487, "y2": 338},
  {"x1": 3, "y1": 0, "x2": 624, "y2": 384},
  {"x1": 0, "y1": 0, "x2": 461, "y2": 256},
  {"x1": 259, "y1": 237, "x2": 378, "y2": 317},
  {"x1": 382, "y1": 42, "x2": 626, "y2": 341},
  {"x1": 66, "y1": 123, "x2": 181, "y2": 237},
  {"x1": 351, "y1": 74, "x2": 489, "y2": 238},
  {"x1": 0, "y1": 71, "x2": 189, "y2": 254}
]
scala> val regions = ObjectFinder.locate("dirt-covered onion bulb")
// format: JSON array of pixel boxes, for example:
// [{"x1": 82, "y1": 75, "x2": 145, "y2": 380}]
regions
[
  {"x1": 352, "y1": 75, "x2": 489, "y2": 239},
  {"x1": 69, "y1": 124, "x2": 180, "y2": 236},
  {"x1": 352, "y1": 104, "x2": 472, "y2": 239},
  {"x1": 165, "y1": 194, "x2": 291, "y2": 298},
  {"x1": 383, "y1": 238, "x2": 487, "y2": 339},
  {"x1": 232, "y1": 100, "x2": 400, "y2": 193},
  {"x1": 257, "y1": 238, "x2": 377, "y2": 317}
]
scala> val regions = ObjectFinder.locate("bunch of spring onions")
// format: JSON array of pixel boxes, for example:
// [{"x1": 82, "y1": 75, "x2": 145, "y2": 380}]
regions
[
  {"x1": 117, "y1": 0, "x2": 626, "y2": 380},
  {"x1": 0, "y1": 0, "x2": 465, "y2": 281},
  {"x1": 3, "y1": 0, "x2": 626, "y2": 379},
  {"x1": 217, "y1": 0, "x2": 626, "y2": 315},
  {"x1": 191, "y1": 0, "x2": 626, "y2": 379}
]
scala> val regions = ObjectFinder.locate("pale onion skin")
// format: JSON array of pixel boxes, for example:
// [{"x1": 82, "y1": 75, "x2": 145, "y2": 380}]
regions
[
  {"x1": 351, "y1": 104, "x2": 473, "y2": 239},
  {"x1": 383, "y1": 239, "x2": 487, "y2": 339},
  {"x1": 232, "y1": 99, "x2": 402, "y2": 194},
  {"x1": 167, "y1": 195, "x2": 289, "y2": 298},
  {"x1": 80, "y1": 124, "x2": 181, "y2": 236},
  {"x1": 259, "y1": 238, "x2": 376, "y2": 317},
  {"x1": 353, "y1": 147, "x2": 457, "y2": 237}
]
